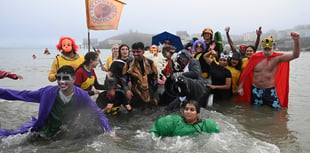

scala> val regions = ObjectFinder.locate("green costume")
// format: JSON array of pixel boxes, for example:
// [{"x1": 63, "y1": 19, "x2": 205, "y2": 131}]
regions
[
  {"x1": 40, "y1": 94, "x2": 76, "y2": 137},
  {"x1": 150, "y1": 114, "x2": 220, "y2": 137}
]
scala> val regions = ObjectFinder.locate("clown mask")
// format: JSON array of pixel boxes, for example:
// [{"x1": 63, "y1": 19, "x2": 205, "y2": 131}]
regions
[
  {"x1": 62, "y1": 39, "x2": 73, "y2": 52},
  {"x1": 149, "y1": 45, "x2": 158, "y2": 54}
]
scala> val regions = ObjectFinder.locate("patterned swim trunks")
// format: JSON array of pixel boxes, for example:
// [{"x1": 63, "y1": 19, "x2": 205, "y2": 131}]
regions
[{"x1": 250, "y1": 86, "x2": 281, "y2": 109}]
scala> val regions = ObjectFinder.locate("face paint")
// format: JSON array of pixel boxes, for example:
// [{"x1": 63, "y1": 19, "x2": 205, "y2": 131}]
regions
[
  {"x1": 262, "y1": 37, "x2": 274, "y2": 49},
  {"x1": 62, "y1": 39, "x2": 73, "y2": 52},
  {"x1": 56, "y1": 73, "x2": 74, "y2": 90}
]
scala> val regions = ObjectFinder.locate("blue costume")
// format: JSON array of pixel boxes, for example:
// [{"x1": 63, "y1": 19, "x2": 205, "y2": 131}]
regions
[{"x1": 0, "y1": 86, "x2": 111, "y2": 136}]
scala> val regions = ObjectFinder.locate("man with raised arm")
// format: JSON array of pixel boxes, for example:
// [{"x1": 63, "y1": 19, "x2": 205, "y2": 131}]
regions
[{"x1": 236, "y1": 32, "x2": 300, "y2": 109}]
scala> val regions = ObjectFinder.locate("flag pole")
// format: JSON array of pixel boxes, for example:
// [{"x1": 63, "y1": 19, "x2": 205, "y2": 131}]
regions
[{"x1": 88, "y1": 30, "x2": 91, "y2": 52}]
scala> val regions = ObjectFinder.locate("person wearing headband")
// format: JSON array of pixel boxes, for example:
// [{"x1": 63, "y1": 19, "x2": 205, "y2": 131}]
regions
[{"x1": 236, "y1": 32, "x2": 300, "y2": 109}]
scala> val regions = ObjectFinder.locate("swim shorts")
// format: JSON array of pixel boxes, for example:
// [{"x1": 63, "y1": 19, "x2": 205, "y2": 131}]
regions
[{"x1": 250, "y1": 86, "x2": 281, "y2": 109}]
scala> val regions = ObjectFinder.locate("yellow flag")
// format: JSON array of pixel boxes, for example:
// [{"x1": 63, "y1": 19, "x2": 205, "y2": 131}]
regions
[{"x1": 85, "y1": 0, "x2": 126, "y2": 30}]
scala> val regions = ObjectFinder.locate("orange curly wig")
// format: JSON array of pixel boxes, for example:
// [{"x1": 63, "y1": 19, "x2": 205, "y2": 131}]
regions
[{"x1": 56, "y1": 36, "x2": 79, "y2": 52}]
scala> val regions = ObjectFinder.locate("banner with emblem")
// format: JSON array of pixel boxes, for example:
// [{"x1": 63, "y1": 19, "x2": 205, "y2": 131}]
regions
[{"x1": 85, "y1": 0, "x2": 126, "y2": 30}]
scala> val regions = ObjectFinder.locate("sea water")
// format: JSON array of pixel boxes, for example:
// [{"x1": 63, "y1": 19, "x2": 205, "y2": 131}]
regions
[{"x1": 0, "y1": 48, "x2": 309, "y2": 153}]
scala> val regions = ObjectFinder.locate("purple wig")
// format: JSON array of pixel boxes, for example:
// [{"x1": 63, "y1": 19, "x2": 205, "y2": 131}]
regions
[{"x1": 192, "y1": 40, "x2": 206, "y2": 53}]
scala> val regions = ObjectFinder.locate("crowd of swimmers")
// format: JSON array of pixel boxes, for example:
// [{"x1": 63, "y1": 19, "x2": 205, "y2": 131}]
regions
[{"x1": 0, "y1": 26, "x2": 300, "y2": 138}]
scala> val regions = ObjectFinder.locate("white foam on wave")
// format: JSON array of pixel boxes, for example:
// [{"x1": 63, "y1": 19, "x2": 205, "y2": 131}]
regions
[{"x1": 132, "y1": 109, "x2": 281, "y2": 153}]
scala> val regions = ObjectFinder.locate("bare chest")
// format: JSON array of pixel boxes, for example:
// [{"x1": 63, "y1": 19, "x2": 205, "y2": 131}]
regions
[{"x1": 254, "y1": 58, "x2": 278, "y2": 73}]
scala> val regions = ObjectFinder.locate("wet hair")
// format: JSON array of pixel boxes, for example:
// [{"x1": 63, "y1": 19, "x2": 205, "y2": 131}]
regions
[
  {"x1": 118, "y1": 44, "x2": 130, "y2": 59},
  {"x1": 132, "y1": 42, "x2": 144, "y2": 50},
  {"x1": 184, "y1": 100, "x2": 201, "y2": 113},
  {"x1": 57, "y1": 65, "x2": 75, "y2": 77},
  {"x1": 246, "y1": 45, "x2": 256, "y2": 53},
  {"x1": 83, "y1": 52, "x2": 99, "y2": 66}
]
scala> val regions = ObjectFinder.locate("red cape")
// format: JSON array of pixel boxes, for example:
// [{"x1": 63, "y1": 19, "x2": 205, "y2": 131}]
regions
[{"x1": 235, "y1": 52, "x2": 290, "y2": 108}]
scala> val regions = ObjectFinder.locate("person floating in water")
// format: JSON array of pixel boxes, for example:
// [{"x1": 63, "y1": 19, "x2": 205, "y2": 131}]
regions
[
  {"x1": 0, "y1": 65, "x2": 112, "y2": 138},
  {"x1": 44, "y1": 48, "x2": 50, "y2": 55},
  {"x1": 150, "y1": 100, "x2": 220, "y2": 137},
  {"x1": 236, "y1": 32, "x2": 300, "y2": 109}
]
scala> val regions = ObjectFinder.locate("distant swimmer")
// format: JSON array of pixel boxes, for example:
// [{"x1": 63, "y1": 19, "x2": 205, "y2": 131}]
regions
[
  {"x1": 32, "y1": 54, "x2": 37, "y2": 59},
  {"x1": 44, "y1": 48, "x2": 50, "y2": 55}
]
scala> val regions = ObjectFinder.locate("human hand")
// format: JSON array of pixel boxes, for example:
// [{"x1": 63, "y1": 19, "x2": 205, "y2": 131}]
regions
[
  {"x1": 101, "y1": 66, "x2": 107, "y2": 72},
  {"x1": 225, "y1": 26, "x2": 230, "y2": 33},
  {"x1": 108, "y1": 131, "x2": 122, "y2": 142},
  {"x1": 16, "y1": 74, "x2": 23, "y2": 80},
  {"x1": 94, "y1": 89, "x2": 100, "y2": 94},
  {"x1": 291, "y1": 32, "x2": 300, "y2": 40},
  {"x1": 128, "y1": 81, "x2": 132, "y2": 89},
  {"x1": 237, "y1": 88, "x2": 244, "y2": 96},
  {"x1": 207, "y1": 84, "x2": 216, "y2": 89},
  {"x1": 256, "y1": 26, "x2": 262, "y2": 36},
  {"x1": 158, "y1": 75, "x2": 166, "y2": 85},
  {"x1": 210, "y1": 50, "x2": 217, "y2": 56},
  {"x1": 126, "y1": 90, "x2": 133, "y2": 101}
]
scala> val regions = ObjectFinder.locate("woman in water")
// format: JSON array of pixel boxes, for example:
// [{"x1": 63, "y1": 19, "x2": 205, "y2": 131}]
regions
[{"x1": 150, "y1": 100, "x2": 220, "y2": 137}]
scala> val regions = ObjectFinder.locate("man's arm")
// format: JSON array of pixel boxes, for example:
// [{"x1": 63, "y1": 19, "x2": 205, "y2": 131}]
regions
[
  {"x1": 237, "y1": 76, "x2": 247, "y2": 96},
  {"x1": 279, "y1": 32, "x2": 300, "y2": 62},
  {"x1": 254, "y1": 26, "x2": 262, "y2": 51},
  {"x1": 0, "y1": 88, "x2": 41, "y2": 103},
  {"x1": 203, "y1": 50, "x2": 216, "y2": 66},
  {"x1": 225, "y1": 26, "x2": 236, "y2": 52}
]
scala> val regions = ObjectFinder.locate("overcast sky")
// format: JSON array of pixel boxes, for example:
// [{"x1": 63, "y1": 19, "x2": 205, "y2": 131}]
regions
[{"x1": 0, "y1": 0, "x2": 308, "y2": 48}]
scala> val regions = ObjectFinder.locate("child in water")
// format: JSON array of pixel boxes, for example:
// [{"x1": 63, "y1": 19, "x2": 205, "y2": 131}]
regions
[{"x1": 96, "y1": 77, "x2": 132, "y2": 115}]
